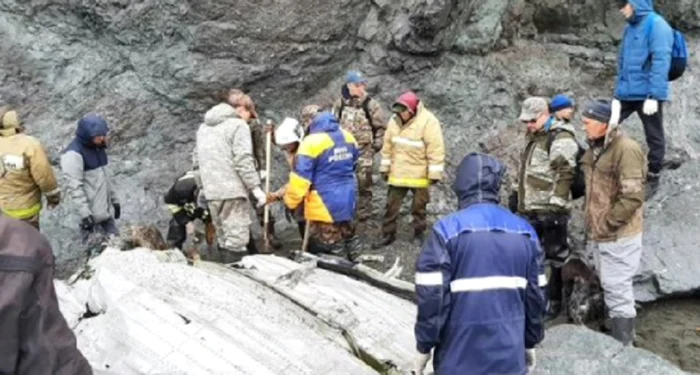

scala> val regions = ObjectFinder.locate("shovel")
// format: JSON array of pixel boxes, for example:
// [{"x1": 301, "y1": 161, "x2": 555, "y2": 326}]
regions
[{"x1": 263, "y1": 120, "x2": 273, "y2": 253}]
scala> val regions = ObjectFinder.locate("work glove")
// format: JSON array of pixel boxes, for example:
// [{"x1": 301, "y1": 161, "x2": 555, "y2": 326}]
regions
[
  {"x1": 113, "y1": 203, "x2": 121, "y2": 220},
  {"x1": 412, "y1": 351, "x2": 431, "y2": 375},
  {"x1": 252, "y1": 187, "x2": 267, "y2": 209},
  {"x1": 643, "y1": 99, "x2": 659, "y2": 116},
  {"x1": 609, "y1": 99, "x2": 621, "y2": 126},
  {"x1": 266, "y1": 193, "x2": 279, "y2": 205},
  {"x1": 526, "y1": 349, "x2": 536, "y2": 373},
  {"x1": 46, "y1": 190, "x2": 61, "y2": 208},
  {"x1": 81, "y1": 216, "x2": 95, "y2": 231},
  {"x1": 259, "y1": 170, "x2": 267, "y2": 181}
]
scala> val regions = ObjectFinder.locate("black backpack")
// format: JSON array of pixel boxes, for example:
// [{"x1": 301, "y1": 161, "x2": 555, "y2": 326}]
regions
[
  {"x1": 337, "y1": 96, "x2": 374, "y2": 128},
  {"x1": 547, "y1": 128, "x2": 586, "y2": 200}
]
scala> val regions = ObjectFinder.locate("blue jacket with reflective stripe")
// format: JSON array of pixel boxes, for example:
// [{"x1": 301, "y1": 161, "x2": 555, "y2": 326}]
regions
[{"x1": 415, "y1": 153, "x2": 546, "y2": 375}]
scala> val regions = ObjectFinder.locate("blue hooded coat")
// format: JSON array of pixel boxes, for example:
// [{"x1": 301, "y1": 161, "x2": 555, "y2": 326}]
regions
[
  {"x1": 414, "y1": 153, "x2": 546, "y2": 375},
  {"x1": 60, "y1": 114, "x2": 118, "y2": 223},
  {"x1": 615, "y1": 0, "x2": 674, "y2": 101}
]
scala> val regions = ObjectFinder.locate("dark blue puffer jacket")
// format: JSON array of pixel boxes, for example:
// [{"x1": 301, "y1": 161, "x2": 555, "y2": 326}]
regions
[
  {"x1": 414, "y1": 152, "x2": 546, "y2": 375},
  {"x1": 615, "y1": 0, "x2": 674, "y2": 101}
]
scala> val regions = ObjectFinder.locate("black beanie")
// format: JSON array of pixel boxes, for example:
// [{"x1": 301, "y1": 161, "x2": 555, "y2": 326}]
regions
[{"x1": 582, "y1": 99, "x2": 612, "y2": 123}]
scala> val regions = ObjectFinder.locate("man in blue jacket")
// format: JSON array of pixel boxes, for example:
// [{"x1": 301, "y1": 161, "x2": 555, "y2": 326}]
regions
[
  {"x1": 413, "y1": 152, "x2": 546, "y2": 375},
  {"x1": 611, "y1": 0, "x2": 674, "y2": 198}
]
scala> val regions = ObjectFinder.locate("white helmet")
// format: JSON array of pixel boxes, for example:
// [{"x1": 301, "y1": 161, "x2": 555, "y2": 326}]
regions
[{"x1": 275, "y1": 117, "x2": 304, "y2": 146}]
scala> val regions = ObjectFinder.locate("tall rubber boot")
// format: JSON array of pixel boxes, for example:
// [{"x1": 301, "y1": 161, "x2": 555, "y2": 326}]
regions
[
  {"x1": 545, "y1": 266, "x2": 563, "y2": 321},
  {"x1": 611, "y1": 317, "x2": 635, "y2": 346}
]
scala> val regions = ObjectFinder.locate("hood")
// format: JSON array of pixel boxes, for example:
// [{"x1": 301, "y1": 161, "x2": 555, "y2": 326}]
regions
[
  {"x1": 454, "y1": 152, "x2": 506, "y2": 209},
  {"x1": 629, "y1": 0, "x2": 653, "y2": 23},
  {"x1": 308, "y1": 112, "x2": 340, "y2": 134},
  {"x1": 549, "y1": 118, "x2": 576, "y2": 134},
  {"x1": 76, "y1": 114, "x2": 109, "y2": 145},
  {"x1": 204, "y1": 103, "x2": 238, "y2": 126}
]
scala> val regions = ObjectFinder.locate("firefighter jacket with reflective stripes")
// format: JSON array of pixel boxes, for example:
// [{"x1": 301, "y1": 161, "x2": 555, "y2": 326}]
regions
[
  {"x1": 415, "y1": 153, "x2": 545, "y2": 375},
  {"x1": 379, "y1": 102, "x2": 445, "y2": 188},
  {"x1": 0, "y1": 132, "x2": 60, "y2": 219},
  {"x1": 284, "y1": 112, "x2": 359, "y2": 223}
]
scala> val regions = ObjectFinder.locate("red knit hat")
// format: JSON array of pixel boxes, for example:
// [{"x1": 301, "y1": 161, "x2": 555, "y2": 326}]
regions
[{"x1": 393, "y1": 91, "x2": 420, "y2": 114}]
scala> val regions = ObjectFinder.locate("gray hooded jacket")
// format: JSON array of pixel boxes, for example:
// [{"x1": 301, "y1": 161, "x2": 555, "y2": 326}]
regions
[{"x1": 195, "y1": 103, "x2": 261, "y2": 201}]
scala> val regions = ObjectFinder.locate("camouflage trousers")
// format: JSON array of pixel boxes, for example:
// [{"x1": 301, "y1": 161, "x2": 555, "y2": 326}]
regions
[
  {"x1": 356, "y1": 145, "x2": 374, "y2": 221},
  {"x1": 208, "y1": 198, "x2": 251, "y2": 253},
  {"x1": 308, "y1": 221, "x2": 361, "y2": 261},
  {"x1": 382, "y1": 186, "x2": 430, "y2": 235}
]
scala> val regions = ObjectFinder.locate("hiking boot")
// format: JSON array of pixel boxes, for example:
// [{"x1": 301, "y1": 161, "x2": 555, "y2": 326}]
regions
[
  {"x1": 645, "y1": 172, "x2": 660, "y2": 200},
  {"x1": 611, "y1": 317, "x2": 635, "y2": 346},
  {"x1": 412, "y1": 231, "x2": 425, "y2": 247},
  {"x1": 371, "y1": 234, "x2": 395, "y2": 250},
  {"x1": 545, "y1": 300, "x2": 563, "y2": 322}
]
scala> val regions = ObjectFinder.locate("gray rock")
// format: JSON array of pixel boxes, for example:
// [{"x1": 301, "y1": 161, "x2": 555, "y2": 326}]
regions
[{"x1": 536, "y1": 325, "x2": 689, "y2": 374}]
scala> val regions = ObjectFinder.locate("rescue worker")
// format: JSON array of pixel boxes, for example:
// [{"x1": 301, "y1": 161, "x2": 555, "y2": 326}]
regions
[
  {"x1": 511, "y1": 97, "x2": 579, "y2": 321},
  {"x1": 413, "y1": 153, "x2": 545, "y2": 375},
  {"x1": 284, "y1": 112, "x2": 361, "y2": 261},
  {"x1": 195, "y1": 99, "x2": 267, "y2": 263},
  {"x1": 0, "y1": 213, "x2": 93, "y2": 374},
  {"x1": 61, "y1": 114, "x2": 120, "y2": 242},
  {"x1": 581, "y1": 99, "x2": 646, "y2": 346},
  {"x1": 266, "y1": 117, "x2": 307, "y2": 238},
  {"x1": 611, "y1": 0, "x2": 674, "y2": 198},
  {"x1": 163, "y1": 170, "x2": 214, "y2": 257},
  {"x1": 373, "y1": 91, "x2": 445, "y2": 248},
  {"x1": 550, "y1": 94, "x2": 575, "y2": 123},
  {"x1": 0, "y1": 107, "x2": 61, "y2": 229},
  {"x1": 227, "y1": 89, "x2": 281, "y2": 249},
  {"x1": 332, "y1": 71, "x2": 386, "y2": 222}
]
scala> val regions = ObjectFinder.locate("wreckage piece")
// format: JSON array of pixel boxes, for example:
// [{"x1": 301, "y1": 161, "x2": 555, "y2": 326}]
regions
[
  {"x1": 60, "y1": 248, "x2": 377, "y2": 374},
  {"x1": 292, "y1": 251, "x2": 415, "y2": 302},
  {"x1": 234, "y1": 255, "x2": 421, "y2": 374}
]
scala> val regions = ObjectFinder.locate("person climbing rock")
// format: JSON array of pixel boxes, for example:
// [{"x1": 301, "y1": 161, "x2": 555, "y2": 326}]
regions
[
  {"x1": 61, "y1": 114, "x2": 120, "y2": 243},
  {"x1": 332, "y1": 71, "x2": 386, "y2": 222},
  {"x1": 373, "y1": 91, "x2": 445, "y2": 249},
  {"x1": 283, "y1": 112, "x2": 361, "y2": 262},
  {"x1": 227, "y1": 89, "x2": 281, "y2": 250},
  {"x1": 550, "y1": 94, "x2": 575, "y2": 123},
  {"x1": 413, "y1": 153, "x2": 545, "y2": 375},
  {"x1": 510, "y1": 96, "x2": 580, "y2": 322},
  {"x1": 581, "y1": 99, "x2": 646, "y2": 346},
  {"x1": 195, "y1": 99, "x2": 267, "y2": 263},
  {"x1": 266, "y1": 117, "x2": 307, "y2": 239},
  {"x1": 0, "y1": 213, "x2": 93, "y2": 374},
  {"x1": 163, "y1": 169, "x2": 214, "y2": 261},
  {"x1": 611, "y1": 0, "x2": 675, "y2": 199},
  {"x1": 0, "y1": 107, "x2": 61, "y2": 230}
]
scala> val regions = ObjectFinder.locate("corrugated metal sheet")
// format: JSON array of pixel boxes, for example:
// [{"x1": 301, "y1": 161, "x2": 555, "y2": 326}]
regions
[{"x1": 61, "y1": 249, "x2": 380, "y2": 375}]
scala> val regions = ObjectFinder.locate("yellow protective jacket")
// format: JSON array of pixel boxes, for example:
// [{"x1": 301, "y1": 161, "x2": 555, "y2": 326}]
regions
[
  {"x1": 379, "y1": 103, "x2": 445, "y2": 188},
  {"x1": 0, "y1": 130, "x2": 60, "y2": 219}
]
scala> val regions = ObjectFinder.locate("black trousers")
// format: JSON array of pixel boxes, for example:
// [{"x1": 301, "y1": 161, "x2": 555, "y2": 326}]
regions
[
  {"x1": 619, "y1": 100, "x2": 665, "y2": 174},
  {"x1": 524, "y1": 213, "x2": 569, "y2": 302}
]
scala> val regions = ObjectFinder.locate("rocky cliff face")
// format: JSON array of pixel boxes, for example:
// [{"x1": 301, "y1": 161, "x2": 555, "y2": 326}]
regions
[{"x1": 1, "y1": 0, "x2": 699, "y2": 300}]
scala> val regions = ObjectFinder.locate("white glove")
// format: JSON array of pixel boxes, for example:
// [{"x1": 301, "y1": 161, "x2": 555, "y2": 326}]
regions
[
  {"x1": 259, "y1": 170, "x2": 267, "y2": 180},
  {"x1": 252, "y1": 187, "x2": 267, "y2": 209},
  {"x1": 526, "y1": 349, "x2": 536, "y2": 373},
  {"x1": 412, "y1": 351, "x2": 431, "y2": 375},
  {"x1": 609, "y1": 99, "x2": 621, "y2": 126},
  {"x1": 643, "y1": 99, "x2": 658, "y2": 116}
]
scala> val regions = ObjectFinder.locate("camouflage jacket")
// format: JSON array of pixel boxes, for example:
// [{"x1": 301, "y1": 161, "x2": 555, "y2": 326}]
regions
[
  {"x1": 517, "y1": 120, "x2": 579, "y2": 215},
  {"x1": 582, "y1": 129, "x2": 646, "y2": 242},
  {"x1": 332, "y1": 94, "x2": 386, "y2": 151}
]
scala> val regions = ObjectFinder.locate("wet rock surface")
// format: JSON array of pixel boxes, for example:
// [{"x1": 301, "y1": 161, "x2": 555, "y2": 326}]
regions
[{"x1": 0, "y1": 0, "x2": 699, "y2": 301}]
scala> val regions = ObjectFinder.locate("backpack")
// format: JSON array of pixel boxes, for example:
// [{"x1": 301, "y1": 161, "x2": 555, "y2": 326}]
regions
[
  {"x1": 547, "y1": 128, "x2": 586, "y2": 200},
  {"x1": 645, "y1": 12, "x2": 688, "y2": 81},
  {"x1": 337, "y1": 96, "x2": 374, "y2": 129}
]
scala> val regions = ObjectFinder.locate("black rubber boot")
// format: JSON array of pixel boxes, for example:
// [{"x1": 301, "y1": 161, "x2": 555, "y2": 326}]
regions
[
  {"x1": 611, "y1": 317, "x2": 635, "y2": 346},
  {"x1": 645, "y1": 172, "x2": 660, "y2": 200},
  {"x1": 545, "y1": 266, "x2": 563, "y2": 321},
  {"x1": 371, "y1": 234, "x2": 396, "y2": 250}
]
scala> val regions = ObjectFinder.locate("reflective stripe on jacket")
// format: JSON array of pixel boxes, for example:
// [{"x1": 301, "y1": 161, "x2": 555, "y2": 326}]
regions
[
  {"x1": 379, "y1": 102, "x2": 445, "y2": 188},
  {"x1": 284, "y1": 113, "x2": 358, "y2": 223}
]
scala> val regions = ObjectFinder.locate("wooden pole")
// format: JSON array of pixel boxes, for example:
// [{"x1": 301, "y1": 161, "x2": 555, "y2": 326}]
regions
[
  {"x1": 301, "y1": 220, "x2": 311, "y2": 254},
  {"x1": 263, "y1": 120, "x2": 273, "y2": 252}
]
